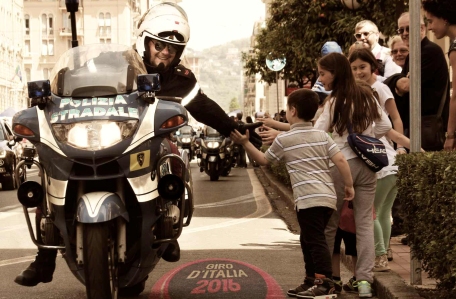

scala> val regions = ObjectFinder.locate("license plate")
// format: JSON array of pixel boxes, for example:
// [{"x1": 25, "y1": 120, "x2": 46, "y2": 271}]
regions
[{"x1": 0, "y1": 168, "x2": 5, "y2": 173}]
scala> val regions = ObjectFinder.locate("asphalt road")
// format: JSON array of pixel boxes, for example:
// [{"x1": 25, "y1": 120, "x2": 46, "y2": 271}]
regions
[{"x1": 0, "y1": 162, "x2": 364, "y2": 299}]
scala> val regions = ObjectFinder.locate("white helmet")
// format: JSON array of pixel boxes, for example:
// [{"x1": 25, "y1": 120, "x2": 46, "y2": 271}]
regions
[{"x1": 136, "y1": 2, "x2": 190, "y2": 64}]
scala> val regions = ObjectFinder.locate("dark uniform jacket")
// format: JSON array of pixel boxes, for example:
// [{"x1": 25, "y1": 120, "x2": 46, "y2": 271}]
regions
[{"x1": 146, "y1": 63, "x2": 237, "y2": 137}]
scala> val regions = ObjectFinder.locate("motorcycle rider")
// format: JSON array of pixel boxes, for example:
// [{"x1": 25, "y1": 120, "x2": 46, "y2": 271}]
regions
[{"x1": 14, "y1": 1, "x2": 262, "y2": 287}]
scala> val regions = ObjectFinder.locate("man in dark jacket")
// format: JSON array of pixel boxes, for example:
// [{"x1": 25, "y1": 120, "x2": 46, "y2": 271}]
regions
[
  {"x1": 384, "y1": 12, "x2": 449, "y2": 150},
  {"x1": 14, "y1": 1, "x2": 261, "y2": 288}
]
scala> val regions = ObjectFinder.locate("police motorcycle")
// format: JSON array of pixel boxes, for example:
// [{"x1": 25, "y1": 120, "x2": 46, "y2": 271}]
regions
[
  {"x1": 12, "y1": 43, "x2": 194, "y2": 299},
  {"x1": 175, "y1": 125, "x2": 196, "y2": 161},
  {"x1": 197, "y1": 126, "x2": 233, "y2": 181}
]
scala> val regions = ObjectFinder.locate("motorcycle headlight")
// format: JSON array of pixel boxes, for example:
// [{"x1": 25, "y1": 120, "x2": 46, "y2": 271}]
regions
[
  {"x1": 181, "y1": 137, "x2": 191, "y2": 143},
  {"x1": 0, "y1": 149, "x2": 6, "y2": 158},
  {"x1": 207, "y1": 141, "x2": 220, "y2": 149},
  {"x1": 51, "y1": 120, "x2": 138, "y2": 151}
]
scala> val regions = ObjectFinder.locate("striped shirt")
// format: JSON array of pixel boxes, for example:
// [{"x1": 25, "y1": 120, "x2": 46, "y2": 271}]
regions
[{"x1": 265, "y1": 122, "x2": 340, "y2": 211}]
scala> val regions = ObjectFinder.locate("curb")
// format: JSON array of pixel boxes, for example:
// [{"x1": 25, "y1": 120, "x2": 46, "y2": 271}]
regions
[{"x1": 257, "y1": 166, "x2": 424, "y2": 299}]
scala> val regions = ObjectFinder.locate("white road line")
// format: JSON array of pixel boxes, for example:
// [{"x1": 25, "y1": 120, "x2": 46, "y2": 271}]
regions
[
  {"x1": 183, "y1": 169, "x2": 272, "y2": 234},
  {"x1": 0, "y1": 256, "x2": 35, "y2": 267}
]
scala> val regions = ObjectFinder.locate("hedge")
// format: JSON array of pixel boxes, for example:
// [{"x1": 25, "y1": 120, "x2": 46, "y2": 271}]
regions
[
  {"x1": 264, "y1": 148, "x2": 456, "y2": 296},
  {"x1": 395, "y1": 152, "x2": 456, "y2": 297}
]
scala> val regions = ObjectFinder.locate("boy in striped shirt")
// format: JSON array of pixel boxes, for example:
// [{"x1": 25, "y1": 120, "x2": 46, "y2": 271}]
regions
[{"x1": 230, "y1": 89, "x2": 354, "y2": 299}]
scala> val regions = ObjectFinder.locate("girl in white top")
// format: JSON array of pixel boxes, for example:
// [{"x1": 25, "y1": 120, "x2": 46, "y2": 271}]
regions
[
  {"x1": 349, "y1": 48, "x2": 406, "y2": 272},
  {"x1": 314, "y1": 52, "x2": 391, "y2": 297}
]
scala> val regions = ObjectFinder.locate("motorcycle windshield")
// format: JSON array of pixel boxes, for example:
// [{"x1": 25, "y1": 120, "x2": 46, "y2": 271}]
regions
[
  {"x1": 179, "y1": 126, "x2": 193, "y2": 136},
  {"x1": 49, "y1": 44, "x2": 147, "y2": 97}
]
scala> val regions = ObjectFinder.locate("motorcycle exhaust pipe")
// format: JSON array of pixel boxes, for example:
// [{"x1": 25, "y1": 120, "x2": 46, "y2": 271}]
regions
[
  {"x1": 17, "y1": 181, "x2": 44, "y2": 208},
  {"x1": 157, "y1": 174, "x2": 184, "y2": 200}
]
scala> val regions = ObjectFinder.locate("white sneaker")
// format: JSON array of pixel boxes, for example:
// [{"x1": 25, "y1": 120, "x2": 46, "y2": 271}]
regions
[{"x1": 373, "y1": 254, "x2": 390, "y2": 272}]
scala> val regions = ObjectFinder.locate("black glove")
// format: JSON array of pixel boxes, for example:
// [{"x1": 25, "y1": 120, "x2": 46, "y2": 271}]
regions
[
  {"x1": 237, "y1": 122, "x2": 263, "y2": 134},
  {"x1": 237, "y1": 122, "x2": 263, "y2": 149}
]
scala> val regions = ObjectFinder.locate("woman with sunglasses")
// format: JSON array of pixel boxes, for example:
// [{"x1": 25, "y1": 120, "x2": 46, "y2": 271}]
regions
[
  {"x1": 389, "y1": 36, "x2": 409, "y2": 68},
  {"x1": 422, "y1": 0, "x2": 456, "y2": 150}
]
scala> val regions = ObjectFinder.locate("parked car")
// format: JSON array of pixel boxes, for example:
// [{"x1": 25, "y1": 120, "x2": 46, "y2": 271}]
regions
[{"x1": 0, "y1": 117, "x2": 24, "y2": 190}]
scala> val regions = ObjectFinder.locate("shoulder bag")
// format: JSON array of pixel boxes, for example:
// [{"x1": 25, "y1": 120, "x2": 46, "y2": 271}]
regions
[{"x1": 346, "y1": 124, "x2": 388, "y2": 172}]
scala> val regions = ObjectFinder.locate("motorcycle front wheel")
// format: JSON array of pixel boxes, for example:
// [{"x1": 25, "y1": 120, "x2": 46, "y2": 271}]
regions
[
  {"x1": 83, "y1": 222, "x2": 118, "y2": 299},
  {"x1": 208, "y1": 162, "x2": 219, "y2": 181}
]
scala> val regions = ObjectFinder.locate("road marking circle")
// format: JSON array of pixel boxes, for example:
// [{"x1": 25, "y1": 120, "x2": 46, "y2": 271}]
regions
[{"x1": 150, "y1": 258, "x2": 284, "y2": 298}]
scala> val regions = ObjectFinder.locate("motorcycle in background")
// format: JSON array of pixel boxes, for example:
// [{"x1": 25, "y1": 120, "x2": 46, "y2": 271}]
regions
[
  {"x1": 197, "y1": 126, "x2": 232, "y2": 181},
  {"x1": 12, "y1": 43, "x2": 194, "y2": 299},
  {"x1": 176, "y1": 125, "x2": 196, "y2": 161}
]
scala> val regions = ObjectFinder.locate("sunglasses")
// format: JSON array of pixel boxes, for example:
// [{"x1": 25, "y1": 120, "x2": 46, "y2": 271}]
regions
[
  {"x1": 391, "y1": 49, "x2": 409, "y2": 55},
  {"x1": 397, "y1": 26, "x2": 409, "y2": 34},
  {"x1": 151, "y1": 40, "x2": 178, "y2": 55},
  {"x1": 354, "y1": 31, "x2": 374, "y2": 39}
]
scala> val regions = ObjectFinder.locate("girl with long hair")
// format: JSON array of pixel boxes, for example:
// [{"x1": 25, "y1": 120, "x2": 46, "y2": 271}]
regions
[{"x1": 314, "y1": 52, "x2": 392, "y2": 298}]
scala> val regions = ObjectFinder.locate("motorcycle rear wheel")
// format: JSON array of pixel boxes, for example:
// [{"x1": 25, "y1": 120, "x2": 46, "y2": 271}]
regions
[{"x1": 83, "y1": 222, "x2": 117, "y2": 299}]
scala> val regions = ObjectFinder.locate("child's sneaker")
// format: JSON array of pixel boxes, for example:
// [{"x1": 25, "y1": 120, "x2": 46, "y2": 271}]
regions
[
  {"x1": 373, "y1": 254, "x2": 390, "y2": 272},
  {"x1": 342, "y1": 277, "x2": 358, "y2": 293},
  {"x1": 296, "y1": 277, "x2": 337, "y2": 299},
  {"x1": 287, "y1": 277, "x2": 315, "y2": 297},
  {"x1": 354, "y1": 280, "x2": 373, "y2": 298},
  {"x1": 333, "y1": 279, "x2": 342, "y2": 294}
]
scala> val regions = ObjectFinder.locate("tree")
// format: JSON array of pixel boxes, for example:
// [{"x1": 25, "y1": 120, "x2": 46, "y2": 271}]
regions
[
  {"x1": 242, "y1": 0, "x2": 409, "y2": 87},
  {"x1": 229, "y1": 97, "x2": 240, "y2": 111}
]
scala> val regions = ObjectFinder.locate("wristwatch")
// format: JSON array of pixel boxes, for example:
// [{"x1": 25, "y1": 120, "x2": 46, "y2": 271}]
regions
[{"x1": 445, "y1": 132, "x2": 455, "y2": 139}]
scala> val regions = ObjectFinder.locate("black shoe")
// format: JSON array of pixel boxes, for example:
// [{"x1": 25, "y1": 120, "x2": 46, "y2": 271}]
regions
[
  {"x1": 287, "y1": 277, "x2": 315, "y2": 297},
  {"x1": 14, "y1": 250, "x2": 57, "y2": 287},
  {"x1": 162, "y1": 240, "x2": 180, "y2": 262},
  {"x1": 401, "y1": 236, "x2": 408, "y2": 245},
  {"x1": 296, "y1": 277, "x2": 337, "y2": 298}
]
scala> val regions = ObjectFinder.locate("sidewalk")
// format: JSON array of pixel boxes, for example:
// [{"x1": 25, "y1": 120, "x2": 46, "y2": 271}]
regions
[{"x1": 257, "y1": 165, "x2": 436, "y2": 299}]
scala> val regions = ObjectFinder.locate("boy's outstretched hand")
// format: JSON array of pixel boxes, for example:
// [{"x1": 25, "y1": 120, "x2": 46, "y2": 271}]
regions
[
  {"x1": 230, "y1": 129, "x2": 249, "y2": 146},
  {"x1": 344, "y1": 186, "x2": 355, "y2": 201}
]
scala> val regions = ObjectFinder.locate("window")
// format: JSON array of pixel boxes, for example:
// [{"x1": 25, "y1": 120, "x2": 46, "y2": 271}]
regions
[
  {"x1": 98, "y1": 12, "x2": 111, "y2": 37},
  {"x1": 43, "y1": 68, "x2": 49, "y2": 80},
  {"x1": 24, "y1": 40, "x2": 30, "y2": 56},
  {"x1": 25, "y1": 14, "x2": 30, "y2": 35},
  {"x1": 41, "y1": 40, "x2": 54, "y2": 56},
  {"x1": 25, "y1": 68, "x2": 31, "y2": 82},
  {"x1": 41, "y1": 40, "x2": 48, "y2": 55},
  {"x1": 48, "y1": 14, "x2": 53, "y2": 35},
  {"x1": 41, "y1": 14, "x2": 47, "y2": 35}
]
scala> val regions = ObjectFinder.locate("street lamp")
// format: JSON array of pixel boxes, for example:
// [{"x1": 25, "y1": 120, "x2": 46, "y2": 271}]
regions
[
  {"x1": 65, "y1": 0, "x2": 79, "y2": 48},
  {"x1": 266, "y1": 53, "x2": 286, "y2": 115}
]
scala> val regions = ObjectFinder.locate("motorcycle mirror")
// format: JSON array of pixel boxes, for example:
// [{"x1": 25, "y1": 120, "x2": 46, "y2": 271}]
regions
[
  {"x1": 27, "y1": 80, "x2": 51, "y2": 98},
  {"x1": 137, "y1": 74, "x2": 161, "y2": 92}
]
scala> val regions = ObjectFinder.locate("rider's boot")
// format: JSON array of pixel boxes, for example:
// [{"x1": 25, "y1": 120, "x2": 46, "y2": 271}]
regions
[
  {"x1": 14, "y1": 249, "x2": 57, "y2": 286},
  {"x1": 14, "y1": 212, "x2": 58, "y2": 287},
  {"x1": 162, "y1": 240, "x2": 180, "y2": 262}
]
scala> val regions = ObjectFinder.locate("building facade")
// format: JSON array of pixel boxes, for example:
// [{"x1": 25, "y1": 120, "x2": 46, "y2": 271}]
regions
[
  {"x1": 0, "y1": 0, "x2": 27, "y2": 113},
  {"x1": 23, "y1": 0, "x2": 145, "y2": 90}
]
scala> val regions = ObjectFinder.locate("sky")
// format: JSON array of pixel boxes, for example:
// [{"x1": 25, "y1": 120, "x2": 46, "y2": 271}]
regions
[{"x1": 179, "y1": 0, "x2": 265, "y2": 51}]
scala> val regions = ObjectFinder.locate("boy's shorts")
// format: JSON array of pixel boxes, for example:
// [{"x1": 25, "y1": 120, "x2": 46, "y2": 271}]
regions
[{"x1": 333, "y1": 227, "x2": 357, "y2": 256}]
